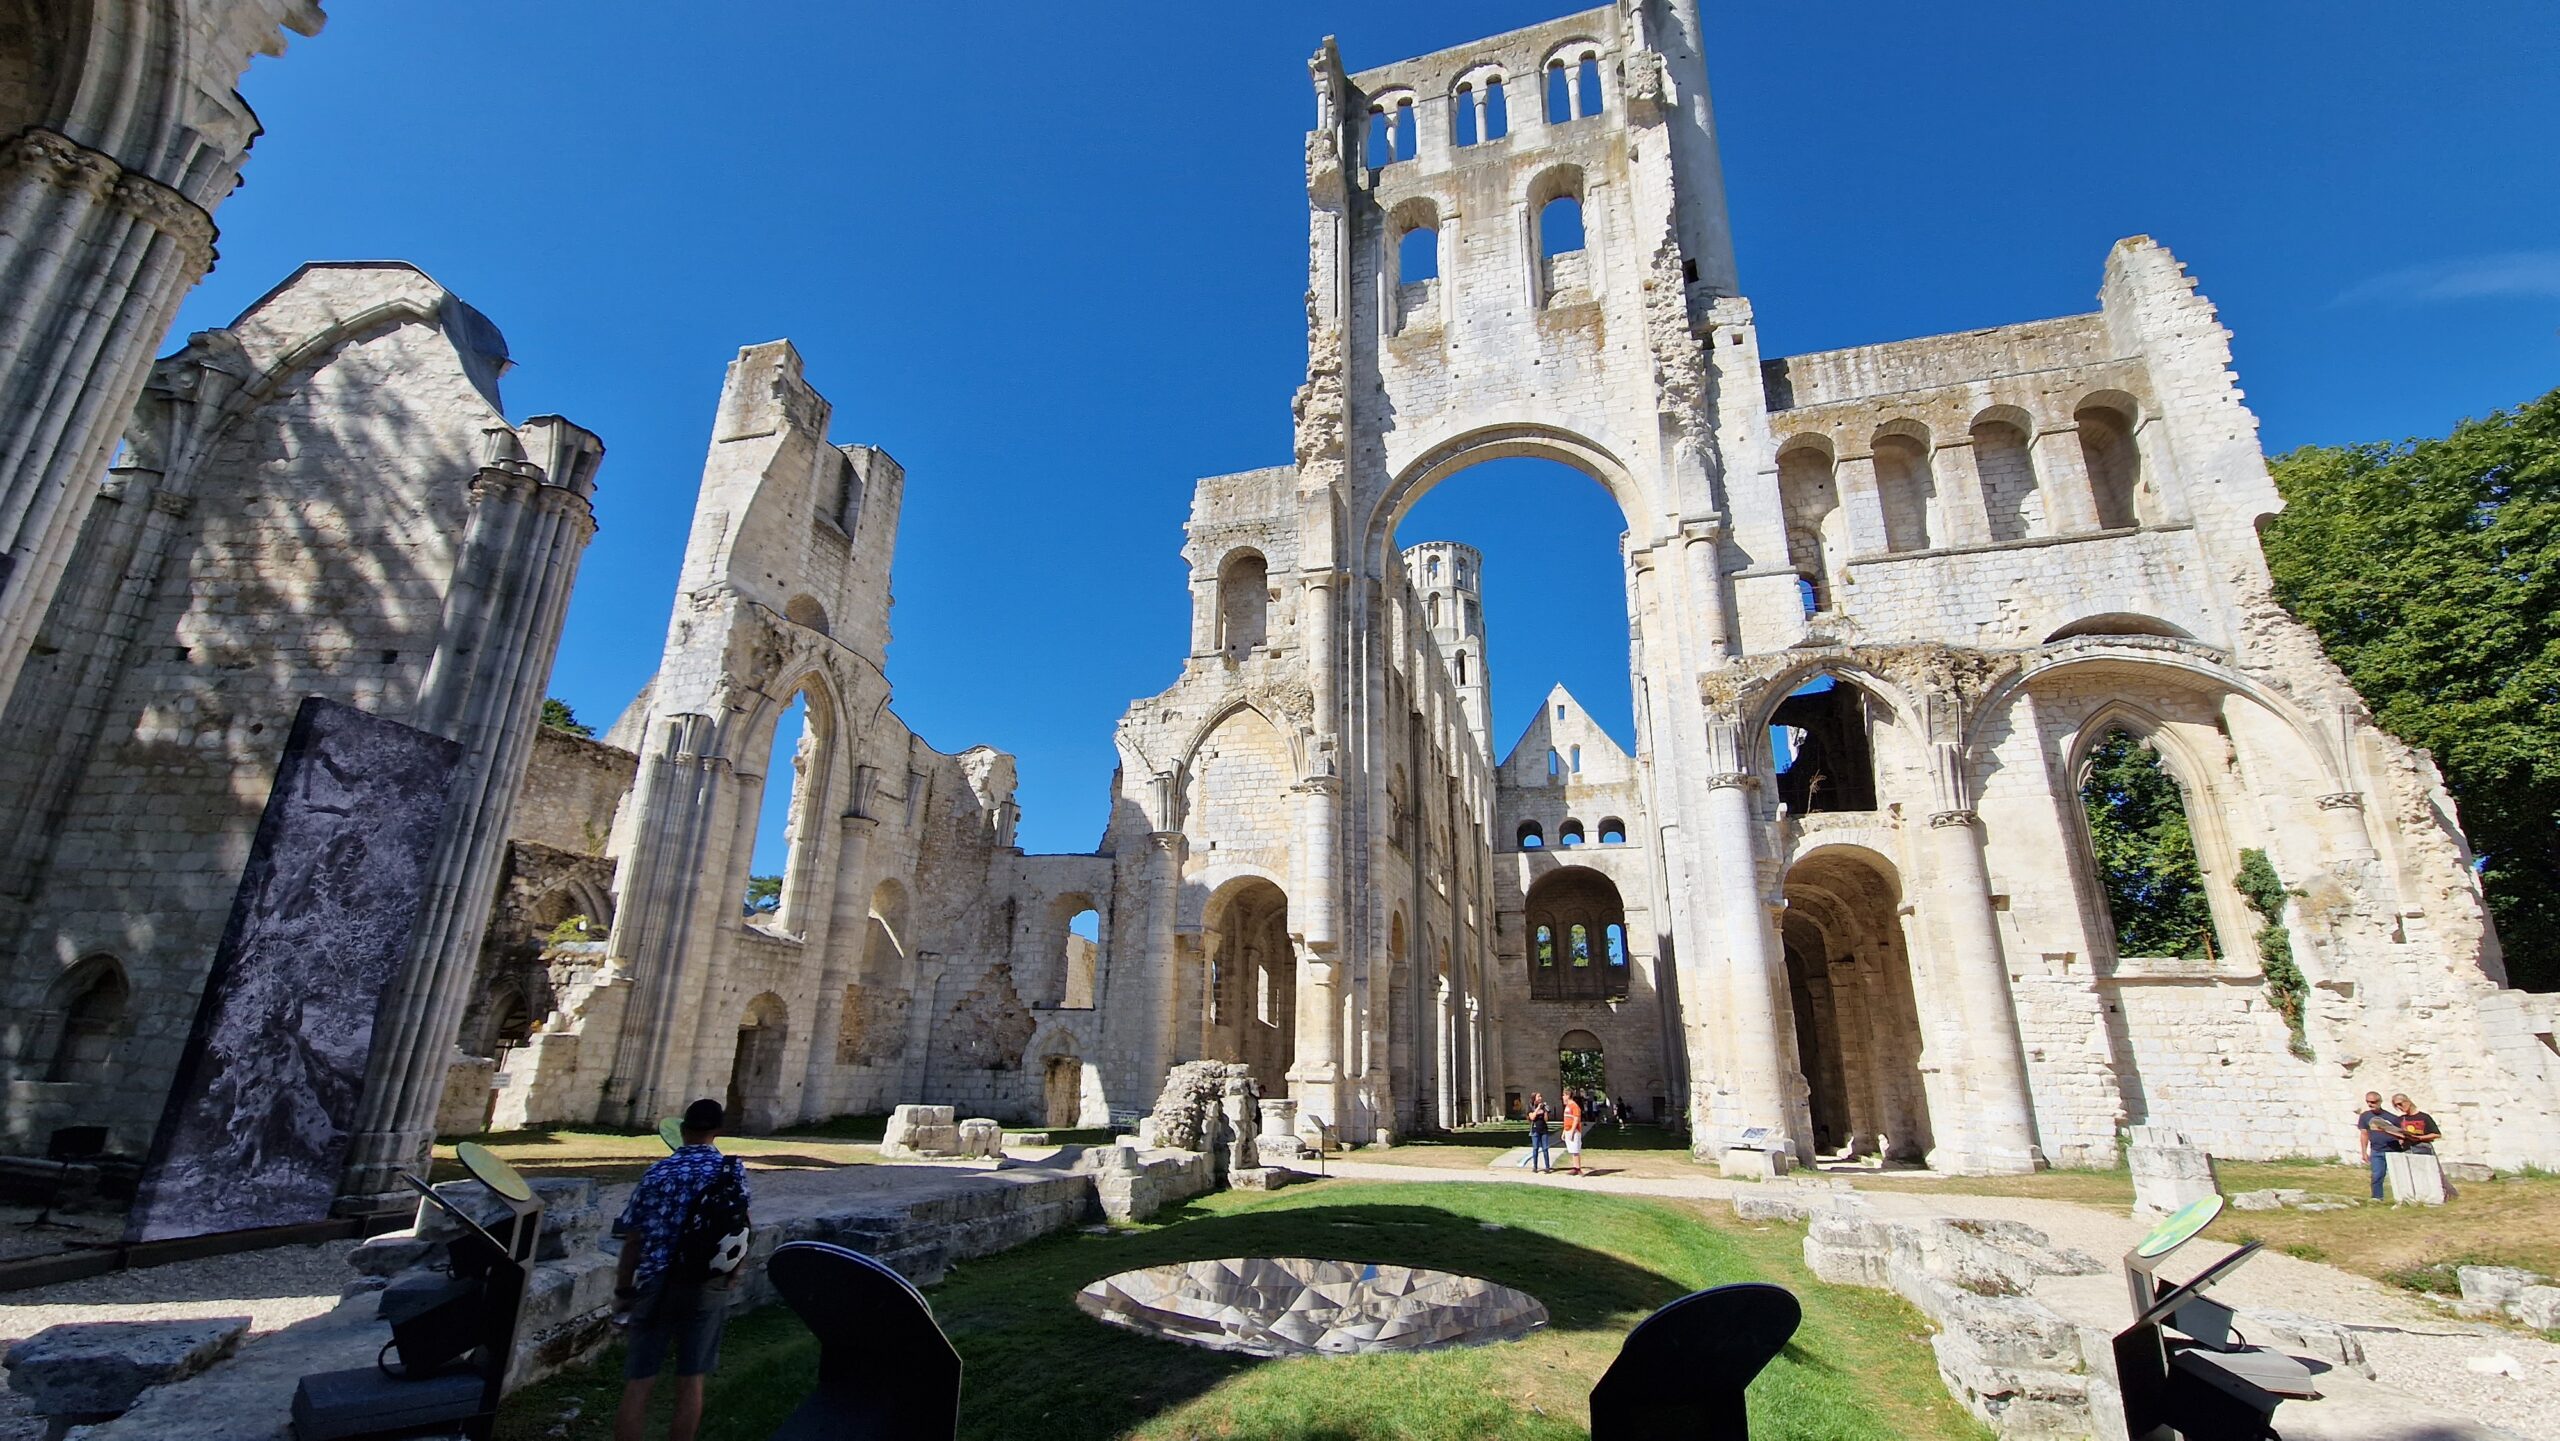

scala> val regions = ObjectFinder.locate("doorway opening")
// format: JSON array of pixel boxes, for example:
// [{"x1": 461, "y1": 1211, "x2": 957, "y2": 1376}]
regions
[
  {"x1": 1781, "y1": 849, "x2": 1931, "y2": 1164},
  {"x1": 1203, "y1": 878, "x2": 1296, "y2": 1097},
  {"x1": 1558, "y1": 1029, "x2": 1606, "y2": 1100},
  {"x1": 727, "y1": 992, "x2": 789, "y2": 1133}
]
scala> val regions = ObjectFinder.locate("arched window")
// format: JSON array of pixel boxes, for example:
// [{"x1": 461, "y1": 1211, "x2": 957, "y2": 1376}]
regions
[
  {"x1": 1535, "y1": 925, "x2": 1555, "y2": 967},
  {"x1": 1366, "y1": 96, "x2": 1418, "y2": 167},
  {"x1": 1579, "y1": 56, "x2": 1603, "y2": 116},
  {"x1": 2079, "y1": 402, "x2": 2143, "y2": 529},
  {"x1": 1597, "y1": 817, "x2": 1627, "y2": 844},
  {"x1": 1605, "y1": 923, "x2": 1627, "y2": 968},
  {"x1": 1526, "y1": 869, "x2": 1630, "y2": 1000},
  {"x1": 1874, "y1": 431, "x2": 1938, "y2": 552},
  {"x1": 749, "y1": 684, "x2": 832, "y2": 934},
  {"x1": 1427, "y1": 594, "x2": 1442, "y2": 627},
  {"x1": 1559, "y1": 819, "x2": 1586, "y2": 848},
  {"x1": 1059, "y1": 903, "x2": 1100, "y2": 1009},
  {"x1": 45, "y1": 956, "x2": 126, "y2": 1085},
  {"x1": 1539, "y1": 194, "x2": 1585, "y2": 257},
  {"x1": 1796, "y1": 574, "x2": 1823, "y2": 617},
  {"x1": 1771, "y1": 676, "x2": 1879, "y2": 813},
  {"x1": 1398, "y1": 225, "x2": 1439, "y2": 283},
  {"x1": 1973, "y1": 416, "x2": 2042, "y2": 543},
  {"x1": 1454, "y1": 72, "x2": 1510, "y2": 146},
  {"x1": 1779, "y1": 442, "x2": 1839, "y2": 607},
  {"x1": 1517, "y1": 820, "x2": 1545, "y2": 850},
  {"x1": 1570, "y1": 745, "x2": 1582, "y2": 773},
  {"x1": 2080, "y1": 728, "x2": 2216, "y2": 960},
  {"x1": 1531, "y1": 168, "x2": 1588, "y2": 308},
  {"x1": 1218, "y1": 550, "x2": 1268, "y2": 658},
  {"x1": 1547, "y1": 748, "x2": 1561, "y2": 779},
  {"x1": 1455, "y1": 651, "x2": 1469, "y2": 684},
  {"x1": 1428, "y1": 554, "x2": 1443, "y2": 580}
]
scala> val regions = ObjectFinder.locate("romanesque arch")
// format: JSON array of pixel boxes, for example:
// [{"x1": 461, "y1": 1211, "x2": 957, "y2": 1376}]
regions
[{"x1": 1782, "y1": 845, "x2": 1933, "y2": 1163}]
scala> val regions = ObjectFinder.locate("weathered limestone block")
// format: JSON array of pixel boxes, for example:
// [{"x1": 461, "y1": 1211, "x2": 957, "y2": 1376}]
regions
[
  {"x1": 2385, "y1": 1151, "x2": 2447, "y2": 1205},
  {"x1": 1088, "y1": 1143, "x2": 1214, "y2": 1223},
  {"x1": 2456, "y1": 1265, "x2": 2539, "y2": 1308},
  {"x1": 2126, "y1": 1126, "x2": 2219, "y2": 1216},
  {"x1": 1226, "y1": 1166, "x2": 1309, "y2": 1192},
  {"x1": 1721, "y1": 1148, "x2": 1790, "y2": 1180},
  {"x1": 2236, "y1": 1310, "x2": 2374, "y2": 1379},
  {"x1": 955, "y1": 1119, "x2": 1004, "y2": 1160},
  {"x1": 1732, "y1": 1193, "x2": 1814, "y2": 1223},
  {"x1": 2229, "y1": 1188, "x2": 2306, "y2": 1211},
  {"x1": 2512, "y1": 1286, "x2": 2560, "y2": 1331},
  {"x1": 879, "y1": 1104, "x2": 962, "y2": 1159},
  {"x1": 436, "y1": 1052, "x2": 497, "y2": 1138},
  {"x1": 5, "y1": 1318, "x2": 249, "y2": 1419}
]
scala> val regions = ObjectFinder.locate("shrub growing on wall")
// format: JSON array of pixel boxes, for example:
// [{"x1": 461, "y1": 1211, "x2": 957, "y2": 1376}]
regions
[{"x1": 2236, "y1": 848, "x2": 2314, "y2": 1060}]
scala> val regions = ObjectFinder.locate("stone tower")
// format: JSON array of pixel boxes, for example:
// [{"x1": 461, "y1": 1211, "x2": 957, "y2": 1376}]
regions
[{"x1": 1400, "y1": 541, "x2": 1490, "y2": 754}]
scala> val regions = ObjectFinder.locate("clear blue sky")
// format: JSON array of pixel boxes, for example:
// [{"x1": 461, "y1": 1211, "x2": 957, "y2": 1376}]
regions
[{"x1": 174, "y1": 3, "x2": 2559, "y2": 860}]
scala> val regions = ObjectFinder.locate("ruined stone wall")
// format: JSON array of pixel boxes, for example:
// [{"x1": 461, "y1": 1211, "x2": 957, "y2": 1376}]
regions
[
  {"x1": 510, "y1": 728, "x2": 636, "y2": 857},
  {"x1": 0, "y1": 263, "x2": 591, "y2": 1155}
]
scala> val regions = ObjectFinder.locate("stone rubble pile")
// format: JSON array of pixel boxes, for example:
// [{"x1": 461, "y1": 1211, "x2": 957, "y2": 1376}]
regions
[{"x1": 2456, "y1": 1266, "x2": 2560, "y2": 1330}]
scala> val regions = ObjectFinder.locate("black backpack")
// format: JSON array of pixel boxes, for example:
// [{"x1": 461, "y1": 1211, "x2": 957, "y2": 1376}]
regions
[{"x1": 670, "y1": 1157, "x2": 752, "y2": 1285}]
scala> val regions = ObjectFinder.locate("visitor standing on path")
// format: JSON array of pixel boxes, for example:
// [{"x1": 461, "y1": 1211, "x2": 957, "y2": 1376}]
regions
[
  {"x1": 613, "y1": 1098, "x2": 754, "y2": 1441},
  {"x1": 1526, "y1": 1093, "x2": 1553, "y2": 1172},
  {"x1": 2356, "y1": 1091, "x2": 2400, "y2": 1200},
  {"x1": 1563, "y1": 1092, "x2": 1586, "y2": 1176}
]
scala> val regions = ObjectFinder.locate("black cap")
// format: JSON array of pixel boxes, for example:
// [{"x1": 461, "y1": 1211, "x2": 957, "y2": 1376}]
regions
[{"x1": 683, "y1": 1098, "x2": 725, "y2": 1132}]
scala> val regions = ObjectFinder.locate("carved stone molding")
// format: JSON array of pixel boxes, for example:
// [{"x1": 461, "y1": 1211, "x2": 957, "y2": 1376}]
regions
[
  {"x1": 5, "y1": 130, "x2": 218, "y2": 267},
  {"x1": 1927, "y1": 809, "x2": 1980, "y2": 830},
  {"x1": 1706, "y1": 771, "x2": 1755, "y2": 791},
  {"x1": 2316, "y1": 792, "x2": 2364, "y2": 811}
]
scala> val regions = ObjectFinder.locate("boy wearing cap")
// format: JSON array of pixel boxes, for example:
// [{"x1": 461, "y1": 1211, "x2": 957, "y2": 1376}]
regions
[{"x1": 613, "y1": 1098, "x2": 750, "y2": 1441}]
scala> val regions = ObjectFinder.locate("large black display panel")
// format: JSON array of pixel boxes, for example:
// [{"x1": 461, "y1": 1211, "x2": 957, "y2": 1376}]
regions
[{"x1": 128, "y1": 697, "x2": 461, "y2": 1243}]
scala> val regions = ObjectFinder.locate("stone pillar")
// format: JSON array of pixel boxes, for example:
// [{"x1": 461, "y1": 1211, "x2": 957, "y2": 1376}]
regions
[
  {"x1": 0, "y1": 130, "x2": 224, "y2": 715},
  {"x1": 2032, "y1": 426, "x2": 2102, "y2": 532},
  {"x1": 798, "y1": 810, "x2": 880, "y2": 1118},
  {"x1": 1703, "y1": 770, "x2": 1792, "y2": 1152},
  {"x1": 1680, "y1": 517, "x2": 1731, "y2": 659},
  {"x1": 902, "y1": 952, "x2": 948, "y2": 1104},
  {"x1": 1146, "y1": 831, "x2": 1186, "y2": 1078},
  {"x1": 601, "y1": 713, "x2": 729, "y2": 1127},
  {"x1": 1432, "y1": 978, "x2": 1456, "y2": 1131},
  {"x1": 2315, "y1": 791, "x2": 2377, "y2": 859},
  {"x1": 1924, "y1": 808, "x2": 2043, "y2": 1174},
  {"x1": 1834, "y1": 452, "x2": 1889, "y2": 555},
  {"x1": 341, "y1": 423, "x2": 602, "y2": 1205}
]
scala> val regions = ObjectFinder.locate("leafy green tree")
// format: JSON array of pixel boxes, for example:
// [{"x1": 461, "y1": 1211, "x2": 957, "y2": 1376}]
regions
[
  {"x1": 744, "y1": 874, "x2": 782, "y2": 915},
  {"x1": 2080, "y1": 730, "x2": 2215, "y2": 959},
  {"x1": 2263, "y1": 391, "x2": 2560, "y2": 991},
  {"x1": 540, "y1": 697, "x2": 595, "y2": 737}
]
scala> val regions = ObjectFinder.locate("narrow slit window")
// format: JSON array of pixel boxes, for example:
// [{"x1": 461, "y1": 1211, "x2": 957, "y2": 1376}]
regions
[
  {"x1": 1394, "y1": 101, "x2": 1416, "y2": 161},
  {"x1": 1454, "y1": 84, "x2": 1478, "y2": 147},
  {"x1": 1536, "y1": 925, "x2": 1555, "y2": 967},
  {"x1": 1570, "y1": 923, "x2": 1591, "y2": 967},
  {"x1": 1577, "y1": 57, "x2": 1603, "y2": 116},
  {"x1": 1606, "y1": 923, "x2": 1627, "y2": 967},
  {"x1": 1545, "y1": 61, "x2": 1571, "y2": 124},
  {"x1": 1485, "y1": 78, "x2": 1509, "y2": 138}
]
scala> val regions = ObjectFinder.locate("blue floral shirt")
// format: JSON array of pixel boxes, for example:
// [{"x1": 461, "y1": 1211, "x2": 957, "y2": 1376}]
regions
[{"x1": 615, "y1": 1143, "x2": 749, "y2": 1291}]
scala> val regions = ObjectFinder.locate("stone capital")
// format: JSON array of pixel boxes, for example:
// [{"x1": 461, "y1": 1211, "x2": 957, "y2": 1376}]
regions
[
  {"x1": 1706, "y1": 771, "x2": 1755, "y2": 791},
  {"x1": 1145, "y1": 830, "x2": 1185, "y2": 857},
  {"x1": 2316, "y1": 791, "x2": 2364, "y2": 812},
  {"x1": 1927, "y1": 809, "x2": 1981, "y2": 830},
  {"x1": 1291, "y1": 774, "x2": 1341, "y2": 798}
]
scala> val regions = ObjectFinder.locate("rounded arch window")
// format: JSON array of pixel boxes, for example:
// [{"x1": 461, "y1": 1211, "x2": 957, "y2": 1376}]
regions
[
  {"x1": 1516, "y1": 820, "x2": 1545, "y2": 850},
  {"x1": 1559, "y1": 819, "x2": 1586, "y2": 847},
  {"x1": 1597, "y1": 817, "x2": 1627, "y2": 845}
]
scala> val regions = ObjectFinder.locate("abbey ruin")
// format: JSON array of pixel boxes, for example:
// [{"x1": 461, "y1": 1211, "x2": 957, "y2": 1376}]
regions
[{"x1": 3, "y1": 2, "x2": 2557, "y2": 1210}]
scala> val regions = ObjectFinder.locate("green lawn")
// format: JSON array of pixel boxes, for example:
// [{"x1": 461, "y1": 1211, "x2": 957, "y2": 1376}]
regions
[
  {"x1": 429, "y1": 1128, "x2": 879, "y2": 1187},
  {"x1": 495, "y1": 1181, "x2": 1988, "y2": 1441}
]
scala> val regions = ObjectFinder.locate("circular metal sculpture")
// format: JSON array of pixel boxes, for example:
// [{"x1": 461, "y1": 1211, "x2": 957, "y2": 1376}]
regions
[
  {"x1": 1076, "y1": 1257, "x2": 1546, "y2": 1357},
  {"x1": 454, "y1": 1141, "x2": 532, "y2": 1203}
]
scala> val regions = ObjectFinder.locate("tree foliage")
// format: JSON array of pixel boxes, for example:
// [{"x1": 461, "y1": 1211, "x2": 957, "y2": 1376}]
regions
[
  {"x1": 2080, "y1": 730, "x2": 2215, "y2": 960},
  {"x1": 744, "y1": 874, "x2": 782, "y2": 915},
  {"x1": 2263, "y1": 390, "x2": 2560, "y2": 991},
  {"x1": 541, "y1": 697, "x2": 595, "y2": 737}
]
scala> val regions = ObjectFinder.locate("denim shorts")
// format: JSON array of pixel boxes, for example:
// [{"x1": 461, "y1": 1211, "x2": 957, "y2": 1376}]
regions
[{"x1": 624, "y1": 1281, "x2": 728, "y2": 1379}]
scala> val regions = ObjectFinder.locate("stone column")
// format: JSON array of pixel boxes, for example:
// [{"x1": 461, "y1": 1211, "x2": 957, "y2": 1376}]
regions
[
  {"x1": 0, "y1": 130, "x2": 225, "y2": 715},
  {"x1": 1931, "y1": 439, "x2": 1991, "y2": 548},
  {"x1": 799, "y1": 809, "x2": 880, "y2": 1118},
  {"x1": 1834, "y1": 452, "x2": 1889, "y2": 555},
  {"x1": 1703, "y1": 769, "x2": 1793, "y2": 1152},
  {"x1": 1466, "y1": 996, "x2": 1487, "y2": 1125},
  {"x1": 902, "y1": 951, "x2": 948, "y2": 1104},
  {"x1": 1680, "y1": 522, "x2": 1731, "y2": 659},
  {"x1": 1433, "y1": 978, "x2": 1456, "y2": 1131},
  {"x1": 601, "y1": 713, "x2": 729, "y2": 1127},
  {"x1": 1286, "y1": 774, "x2": 1344, "y2": 1128},
  {"x1": 1146, "y1": 831, "x2": 1187, "y2": 1079},
  {"x1": 1925, "y1": 808, "x2": 2043, "y2": 1173},
  {"x1": 341, "y1": 422, "x2": 602, "y2": 1205}
]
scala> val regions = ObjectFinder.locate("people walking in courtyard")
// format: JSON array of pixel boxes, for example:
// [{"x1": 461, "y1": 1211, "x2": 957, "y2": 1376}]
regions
[
  {"x1": 2356, "y1": 1090, "x2": 2399, "y2": 1199},
  {"x1": 2392, "y1": 1094, "x2": 2442, "y2": 1153},
  {"x1": 613, "y1": 1098, "x2": 753, "y2": 1441},
  {"x1": 1526, "y1": 1093, "x2": 1553, "y2": 1172},
  {"x1": 1563, "y1": 1091, "x2": 1586, "y2": 1176}
]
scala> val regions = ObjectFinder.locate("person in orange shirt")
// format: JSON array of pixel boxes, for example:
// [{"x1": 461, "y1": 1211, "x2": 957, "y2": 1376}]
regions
[{"x1": 1562, "y1": 1091, "x2": 1586, "y2": 1176}]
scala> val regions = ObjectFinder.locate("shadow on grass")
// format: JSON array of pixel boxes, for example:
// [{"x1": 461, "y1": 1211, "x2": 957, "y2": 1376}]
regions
[{"x1": 500, "y1": 1190, "x2": 1706, "y2": 1441}]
